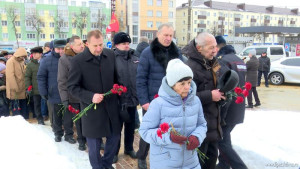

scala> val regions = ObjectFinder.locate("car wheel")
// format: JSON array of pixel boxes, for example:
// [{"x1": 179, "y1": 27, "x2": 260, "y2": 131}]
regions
[{"x1": 269, "y1": 72, "x2": 284, "y2": 85}]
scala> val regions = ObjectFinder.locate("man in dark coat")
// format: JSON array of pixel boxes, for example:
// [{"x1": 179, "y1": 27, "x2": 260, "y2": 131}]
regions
[
  {"x1": 134, "y1": 36, "x2": 149, "y2": 58},
  {"x1": 136, "y1": 23, "x2": 183, "y2": 169},
  {"x1": 215, "y1": 36, "x2": 248, "y2": 169},
  {"x1": 37, "y1": 39, "x2": 75, "y2": 144},
  {"x1": 57, "y1": 36, "x2": 86, "y2": 150},
  {"x1": 68, "y1": 30, "x2": 121, "y2": 169},
  {"x1": 183, "y1": 32, "x2": 224, "y2": 169},
  {"x1": 246, "y1": 49, "x2": 261, "y2": 108},
  {"x1": 258, "y1": 52, "x2": 271, "y2": 87},
  {"x1": 25, "y1": 47, "x2": 44, "y2": 125},
  {"x1": 113, "y1": 32, "x2": 139, "y2": 162}
]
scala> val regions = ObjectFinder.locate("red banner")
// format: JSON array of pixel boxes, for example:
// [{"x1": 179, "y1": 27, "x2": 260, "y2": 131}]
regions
[
  {"x1": 296, "y1": 44, "x2": 300, "y2": 56},
  {"x1": 106, "y1": 13, "x2": 119, "y2": 33}
]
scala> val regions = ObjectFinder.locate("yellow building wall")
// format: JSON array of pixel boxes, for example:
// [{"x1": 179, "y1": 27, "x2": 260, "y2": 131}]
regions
[{"x1": 115, "y1": 0, "x2": 127, "y2": 32}]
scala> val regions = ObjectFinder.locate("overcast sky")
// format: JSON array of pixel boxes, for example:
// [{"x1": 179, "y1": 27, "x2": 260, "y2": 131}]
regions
[{"x1": 176, "y1": 0, "x2": 300, "y2": 9}]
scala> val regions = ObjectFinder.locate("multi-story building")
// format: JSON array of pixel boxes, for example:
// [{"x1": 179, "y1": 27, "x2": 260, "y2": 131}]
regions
[
  {"x1": 176, "y1": 0, "x2": 300, "y2": 51},
  {"x1": 0, "y1": 0, "x2": 110, "y2": 49},
  {"x1": 125, "y1": 0, "x2": 176, "y2": 48},
  {"x1": 115, "y1": 0, "x2": 127, "y2": 32}
]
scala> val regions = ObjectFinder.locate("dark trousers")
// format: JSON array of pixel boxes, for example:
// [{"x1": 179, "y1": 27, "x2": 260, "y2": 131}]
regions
[
  {"x1": 11, "y1": 99, "x2": 28, "y2": 119},
  {"x1": 41, "y1": 98, "x2": 48, "y2": 117},
  {"x1": 116, "y1": 106, "x2": 136, "y2": 155},
  {"x1": 27, "y1": 96, "x2": 35, "y2": 118},
  {"x1": 136, "y1": 109, "x2": 150, "y2": 160},
  {"x1": 47, "y1": 101, "x2": 53, "y2": 125},
  {"x1": 52, "y1": 103, "x2": 73, "y2": 138},
  {"x1": 86, "y1": 134, "x2": 120, "y2": 169},
  {"x1": 135, "y1": 109, "x2": 140, "y2": 128},
  {"x1": 199, "y1": 140, "x2": 218, "y2": 169},
  {"x1": 218, "y1": 125, "x2": 247, "y2": 169},
  {"x1": 0, "y1": 103, "x2": 9, "y2": 117},
  {"x1": 247, "y1": 87, "x2": 260, "y2": 106},
  {"x1": 258, "y1": 71, "x2": 269, "y2": 86},
  {"x1": 33, "y1": 95, "x2": 43, "y2": 122},
  {"x1": 70, "y1": 103, "x2": 86, "y2": 144}
]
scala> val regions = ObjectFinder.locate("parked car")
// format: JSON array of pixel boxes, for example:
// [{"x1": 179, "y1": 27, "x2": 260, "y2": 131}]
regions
[
  {"x1": 268, "y1": 57, "x2": 300, "y2": 85},
  {"x1": 238, "y1": 45, "x2": 287, "y2": 62}
]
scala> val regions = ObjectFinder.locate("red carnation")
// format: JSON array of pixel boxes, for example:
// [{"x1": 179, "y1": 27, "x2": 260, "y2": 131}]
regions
[
  {"x1": 154, "y1": 94, "x2": 159, "y2": 99},
  {"x1": 157, "y1": 128, "x2": 162, "y2": 139},
  {"x1": 122, "y1": 86, "x2": 127, "y2": 93},
  {"x1": 234, "y1": 87, "x2": 242, "y2": 95},
  {"x1": 27, "y1": 85, "x2": 33, "y2": 92},
  {"x1": 160, "y1": 123, "x2": 170, "y2": 133},
  {"x1": 75, "y1": 109, "x2": 80, "y2": 114},
  {"x1": 68, "y1": 105, "x2": 72, "y2": 112},
  {"x1": 235, "y1": 96, "x2": 244, "y2": 104},
  {"x1": 245, "y1": 82, "x2": 252, "y2": 91},
  {"x1": 113, "y1": 84, "x2": 119, "y2": 89},
  {"x1": 242, "y1": 89, "x2": 249, "y2": 97}
]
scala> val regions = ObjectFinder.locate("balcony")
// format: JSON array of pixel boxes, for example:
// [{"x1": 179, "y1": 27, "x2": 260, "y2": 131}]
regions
[
  {"x1": 278, "y1": 20, "x2": 283, "y2": 24},
  {"x1": 218, "y1": 16, "x2": 225, "y2": 20},
  {"x1": 290, "y1": 21, "x2": 296, "y2": 24},
  {"x1": 251, "y1": 18, "x2": 256, "y2": 22},
  {"x1": 218, "y1": 25, "x2": 224, "y2": 28},
  {"x1": 234, "y1": 18, "x2": 240, "y2": 21},
  {"x1": 264, "y1": 20, "x2": 270, "y2": 24},
  {"x1": 198, "y1": 24, "x2": 206, "y2": 28},
  {"x1": 198, "y1": 15, "x2": 206, "y2": 19}
]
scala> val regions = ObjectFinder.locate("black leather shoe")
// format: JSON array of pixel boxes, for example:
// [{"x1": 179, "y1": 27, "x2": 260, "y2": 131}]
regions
[
  {"x1": 112, "y1": 155, "x2": 118, "y2": 163},
  {"x1": 246, "y1": 105, "x2": 253, "y2": 108},
  {"x1": 55, "y1": 136, "x2": 61, "y2": 142},
  {"x1": 65, "y1": 137, "x2": 76, "y2": 144},
  {"x1": 138, "y1": 159, "x2": 147, "y2": 169},
  {"x1": 38, "y1": 120, "x2": 45, "y2": 125},
  {"x1": 254, "y1": 103, "x2": 261, "y2": 107},
  {"x1": 124, "y1": 150, "x2": 137, "y2": 159},
  {"x1": 78, "y1": 143, "x2": 86, "y2": 151}
]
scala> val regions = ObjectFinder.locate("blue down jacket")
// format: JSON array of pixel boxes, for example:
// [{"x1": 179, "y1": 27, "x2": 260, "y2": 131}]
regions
[{"x1": 139, "y1": 77, "x2": 207, "y2": 169}]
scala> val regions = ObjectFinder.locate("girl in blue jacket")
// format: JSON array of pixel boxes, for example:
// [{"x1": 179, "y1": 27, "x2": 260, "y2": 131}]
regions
[{"x1": 139, "y1": 59, "x2": 207, "y2": 169}]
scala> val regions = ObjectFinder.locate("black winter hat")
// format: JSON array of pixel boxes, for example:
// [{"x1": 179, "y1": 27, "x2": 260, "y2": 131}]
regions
[
  {"x1": 113, "y1": 32, "x2": 131, "y2": 45},
  {"x1": 215, "y1": 36, "x2": 226, "y2": 45},
  {"x1": 30, "y1": 47, "x2": 43, "y2": 54},
  {"x1": 53, "y1": 39, "x2": 67, "y2": 48},
  {"x1": 217, "y1": 70, "x2": 239, "y2": 93}
]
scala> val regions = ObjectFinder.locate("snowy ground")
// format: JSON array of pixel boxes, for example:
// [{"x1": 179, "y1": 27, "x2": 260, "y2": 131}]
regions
[{"x1": 0, "y1": 110, "x2": 299, "y2": 169}]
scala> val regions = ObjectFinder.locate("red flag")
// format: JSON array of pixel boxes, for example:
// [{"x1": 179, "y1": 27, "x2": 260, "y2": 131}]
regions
[{"x1": 106, "y1": 13, "x2": 119, "y2": 33}]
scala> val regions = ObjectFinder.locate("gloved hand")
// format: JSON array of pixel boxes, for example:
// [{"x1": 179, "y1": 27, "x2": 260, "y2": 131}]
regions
[
  {"x1": 41, "y1": 95, "x2": 48, "y2": 100},
  {"x1": 63, "y1": 100, "x2": 69, "y2": 108},
  {"x1": 0, "y1": 85, "x2": 6, "y2": 91},
  {"x1": 186, "y1": 135, "x2": 200, "y2": 150},
  {"x1": 170, "y1": 131, "x2": 187, "y2": 145}
]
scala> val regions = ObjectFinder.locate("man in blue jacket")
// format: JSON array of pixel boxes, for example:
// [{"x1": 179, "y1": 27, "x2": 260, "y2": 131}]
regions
[
  {"x1": 136, "y1": 23, "x2": 183, "y2": 169},
  {"x1": 37, "y1": 39, "x2": 75, "y2": 144}
]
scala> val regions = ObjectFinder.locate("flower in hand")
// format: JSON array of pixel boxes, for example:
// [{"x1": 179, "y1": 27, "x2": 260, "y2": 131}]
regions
[
  {"x1": 186, "y1": 135, "x2": 199, "y2": 150},
  {"x1": 170, "y1": 131, "x2": 187, "y2": 145}
]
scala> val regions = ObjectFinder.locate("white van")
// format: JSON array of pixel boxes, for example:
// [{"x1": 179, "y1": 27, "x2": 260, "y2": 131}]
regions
[{"x1": 237, "y1": 45, "x2": 287, "y2": 62}]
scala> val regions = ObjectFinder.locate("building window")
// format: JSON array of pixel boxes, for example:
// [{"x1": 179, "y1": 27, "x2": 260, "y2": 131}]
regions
[
  {"x1": 194, "y1": 28, "x2": 197, "y2": 32},
  {"x1": 1, "y1": 21, "x2": 7, "y2": 26},
  {"x1": 72, "y1": 23, "x2": 76, "y2": 28},
  {"x1": 168, "y1": 12, "x2": 173, "y2": 18},
  {"x1": 207, "y1": 21, "x2": 210, "y2": 24},
  {"x1": 15, "y1": 21, "x2": 21, "y2": 26},
  {"x1": 40, "y1": 34, "x2": 45, "y2": 39},
  {"x1": 156, "y1": 22, "x2": 162, "y2": 28},
  {"x1": 41, "y1": 22, "x2": 45, "y2": 27},
  {"x1": 133, "y1": 25, "x2": 138, "y2": 36},
  {"x1": 168, "y1": 1, "x2": 173, "y2": 7},
  {"x1": 194, "y1": 20, "x2": 197, "y2": 24},
  {"x1": 2, "y1": 33, "x2": 8, "y2": 39},
  {"x1": 59, "y1": 33, "x2": 67, "y2": 39},
  {"x1": 182, "y1": 37, "x2": 185, "y2": 41},
  {"x1": 49, "y1": 0, "x2": 53, "y2": 3},
  {"x1": 144, "y1": 32, "x2": 153, "y2": 40},
  {"x1": 156, "y1": 11, "x2": 162, "y2": 17},
  {"x1": 82, "y1": 34, "x2": 87, "y2": 39},
  {"x1": 147, "y1": 21, "x2": 153, "y2": 28},
  {"x1": 39, "y1": 10, "x2": 44, "y2": 16},
  {"x1": 38, "y1": 0, "x2": 44, "y2": 3},
  {"x1": 82, "y1": 2, "x2": 86, "y2": 7},
  {"x1": 207, "y1": 12, "x2": 210, "y2": 16},
  {"x1": 49, "y1": 10, "x2": 55, "y2": 17},
  {"x1": 58, "y1": 0, "x2": 67, "y2": 5},
  {"x1": 147, "y1": 10, "x2": 153, "y2": 17},
  {"x1": 183, "y1": 12, "x2": 185, "y2": 16},
  {"x1": 195, "y1": 11, "x2": 197, "y2": 15},
  {"x1": 133, "y1": 37, "x2": 138, "y2": 44},
  {"x1": 49, "y1": 22, "x2": 55, "y2": 27},
  {"x1": 27, "y1": 33, "x2": 36, "y2": 39},
  {"x1": 16, "y1": 33, "x2": 21, "y2": 39},
  {"x1": 71, "y1": 1, "x2": 76, "y2": 6},
  {"x1": 157, "y1": 0, "x2": 162, "y2": 6},
  {"x1": 214, "y1": 13, "x2": 216, "y2": 17},
  {"x1": 91, "y1": 22, "x2": 97, "y2": 28},
  {"x1": 50, "y1": 34, "x2": 55, "y2": 39},
  {"x1": 147, "y1": 0, "x2": 153, "y2": 6},
  {"x1": 183, "y1": 20, "x2": 185, "y2": 24},
  {"x1": 26, "y1": 20, "x2": 33, "y2": 27}
]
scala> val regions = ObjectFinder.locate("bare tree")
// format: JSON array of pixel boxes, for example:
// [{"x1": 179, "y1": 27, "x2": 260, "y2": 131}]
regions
[
  {"x1": 73, "y1": 9, "x2": 88, "y2": 39},
  {"x1": 54, "y1": 11, "x2": 65, "y2": 37},
  {"x1": 26, "y1": 12, "x2": 43, "y2": 46},
  {"x1": 96, "y1": 9, "x2": 106, "y2": 32},
  {"x1": 7, "y1": 6, "x2": 20, "y2": 48},
  {"x1": 209, "y1": 24, "x2": 220, "y2": 36}
]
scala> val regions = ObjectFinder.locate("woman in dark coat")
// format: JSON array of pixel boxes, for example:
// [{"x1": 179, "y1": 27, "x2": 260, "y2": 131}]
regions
[{"x1": 246, "y1": 49, "x2": 261, "y2": 108}]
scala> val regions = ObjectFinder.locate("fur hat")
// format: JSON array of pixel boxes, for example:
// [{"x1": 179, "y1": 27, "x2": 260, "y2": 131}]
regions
[
  {"x1": 13, "y1": 47, "x2": 27, "y2": 58},
  {"x1": 248, "y1": 49, "x2": 256, "y2": 56},
  {"x1": 30, "y1": 47, "x2": 43, "y2": 54},
  {"x1": 53, "y1": 39, "x2": 67, "y2": 48},
  {"x1": 215, "y1": 36, "x2": 226, "y2": 45},
  {"x1": 113, "y1": 32, "x2": 131, "y2": 45},
  {"x1": 166, "y1": 59, "x2": 193, "y2": 87}
]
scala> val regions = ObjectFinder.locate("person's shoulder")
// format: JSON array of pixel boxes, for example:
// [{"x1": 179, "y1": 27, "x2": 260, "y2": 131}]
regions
[{"x1": 103, "y1": 48, "x2": 115, "y2": 56}]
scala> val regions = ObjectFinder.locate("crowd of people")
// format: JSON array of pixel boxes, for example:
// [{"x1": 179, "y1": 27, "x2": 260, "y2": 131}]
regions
[{"x1": 0, "y1": 22, "x2": 272, "y2": 169}]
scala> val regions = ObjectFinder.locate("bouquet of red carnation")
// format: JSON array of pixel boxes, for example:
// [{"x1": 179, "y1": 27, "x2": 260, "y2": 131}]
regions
[
  {"x1": 26, "y1": 85, "x2": 33, "y2": 105},
  {"x1": 72, "y1": 84, "x2": 127, "y2": 122},
  {"x1": 233, "y1": 82, "x2": 252, "y2": 104},
  {"x1": 68, "y1": 105, "x2": 80, "y2": 114}
]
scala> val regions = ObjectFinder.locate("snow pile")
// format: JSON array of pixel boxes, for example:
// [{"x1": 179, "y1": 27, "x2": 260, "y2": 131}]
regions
[{"x1": 0, "y1": 115, "x2": 89, "y2": 169}]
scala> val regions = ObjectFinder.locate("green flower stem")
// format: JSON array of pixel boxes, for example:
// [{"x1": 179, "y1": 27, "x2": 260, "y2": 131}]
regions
[{"x1": 72, "y1": 103, "x2": 95, "y2": 123}]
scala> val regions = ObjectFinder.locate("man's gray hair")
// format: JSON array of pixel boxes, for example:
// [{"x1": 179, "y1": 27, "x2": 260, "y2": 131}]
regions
[
  {"x1": 69, "y1": 35, "x2": 81, "y2": 45},
  {"x1": 157, "y1": 23, "x2": 174, "y2": 33},
  {"x1": 139, "y1": 36, "x2": 149, "y2": 43},
  {"x1": 195, "y1": 32, "x2": 215, "y2": 47}
]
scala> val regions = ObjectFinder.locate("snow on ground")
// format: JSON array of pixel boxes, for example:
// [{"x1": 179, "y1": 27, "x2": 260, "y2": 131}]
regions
[{"x1": 0, "y1": 110, "x2": 299, "y2": 169}]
